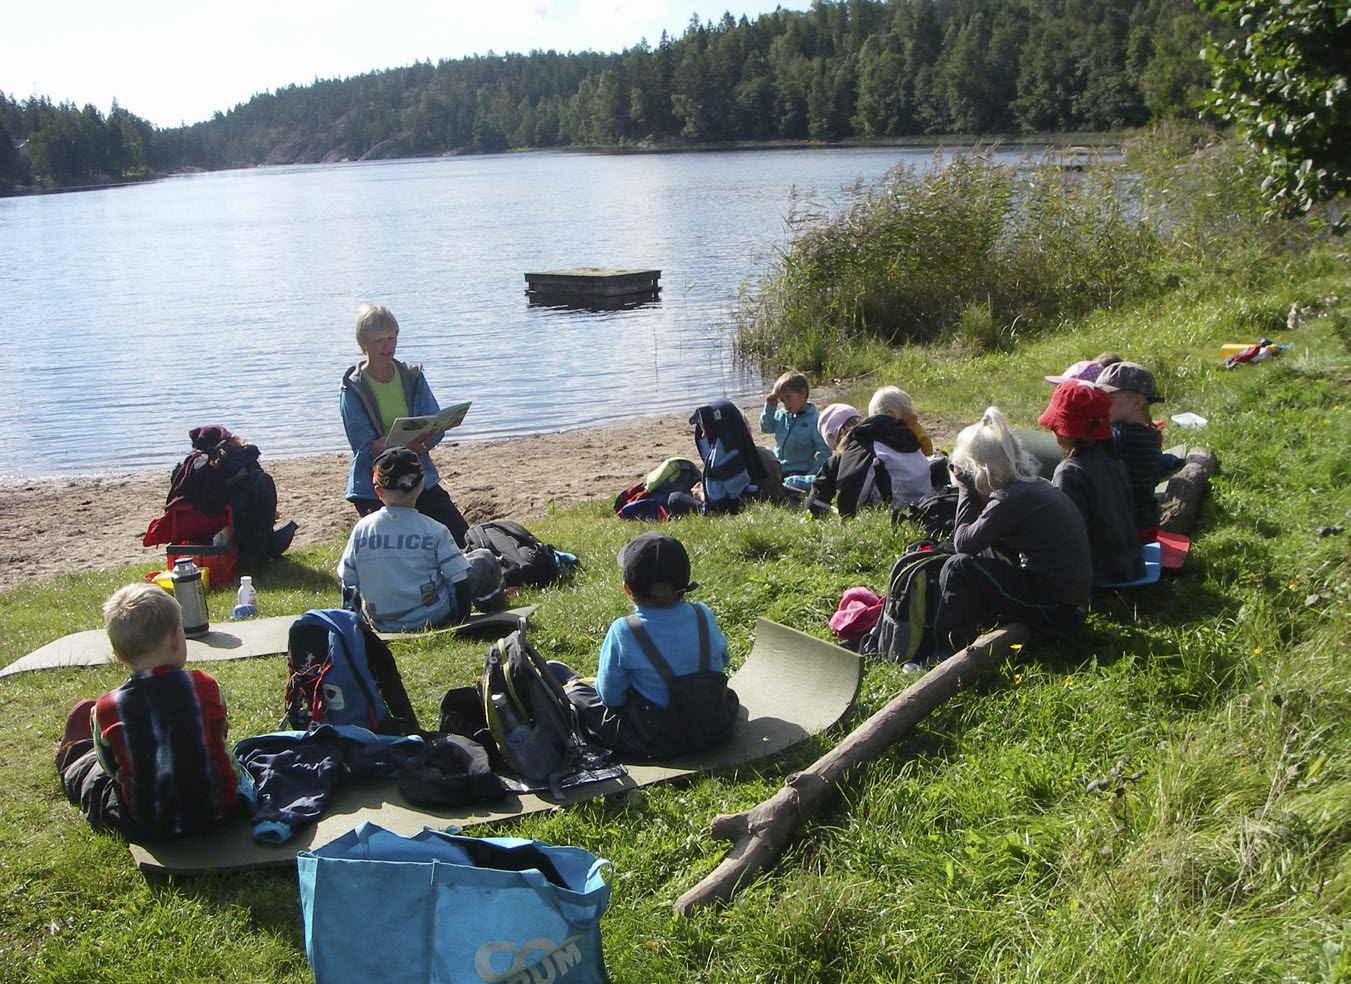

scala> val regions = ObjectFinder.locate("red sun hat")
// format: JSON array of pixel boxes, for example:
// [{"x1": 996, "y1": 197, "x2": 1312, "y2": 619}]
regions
[{"x1": 1038, "y1": 381, "x2": 1113, "y2": 441}]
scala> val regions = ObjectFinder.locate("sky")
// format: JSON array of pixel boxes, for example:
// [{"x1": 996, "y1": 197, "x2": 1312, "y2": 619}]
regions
[{"x1": 3, "y1": 1, "x2": 806, "y2": 129}]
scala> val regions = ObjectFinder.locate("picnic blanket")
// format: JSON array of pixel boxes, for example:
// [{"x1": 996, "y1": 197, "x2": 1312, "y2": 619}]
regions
[{"x1": 128, "y1": 618, "x2": 863, "y2": 874}]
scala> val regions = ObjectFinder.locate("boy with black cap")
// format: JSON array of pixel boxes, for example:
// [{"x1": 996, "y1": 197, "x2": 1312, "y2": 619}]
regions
[
  {"x1": 1096, "y1": 362, "x2": 1184, "y2": 541},
  {"x1": 554, "y1": 531, "x2": 739, "y2": 758},
  {"x1": 338, "y1": 447, "x2": 503, "y2": 632}
]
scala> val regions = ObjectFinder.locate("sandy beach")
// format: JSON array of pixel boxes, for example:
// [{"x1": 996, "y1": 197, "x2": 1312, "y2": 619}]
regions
[{"x1": 0, "y1": 408, "x2": 762, "y2": 593}]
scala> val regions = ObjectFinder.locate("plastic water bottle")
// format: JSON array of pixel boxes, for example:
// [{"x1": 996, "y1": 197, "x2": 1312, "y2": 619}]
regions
[
  {"x1": 170, "y1": 557, "x2": 210, "y2": 638},
  {"x1": 231, "y1": 575, "x2": 258, "y2": 620},
  {"x1": 490, "y1": 693, "x2": 531, "y2": 745}
]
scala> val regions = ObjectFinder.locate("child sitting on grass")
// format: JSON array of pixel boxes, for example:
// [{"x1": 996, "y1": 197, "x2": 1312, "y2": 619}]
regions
[
  {"x1": 551, "y1": 532, "x2": 739, "y2": 758},
  {"x1": 1038, "y1": 382, "x2": 1144, "y2": 586},
  {"x1": 56, "y1": 583, "x2": 251, "y2": 839},
  {"x1": 810, "y1": 386, "x2": 935, "y2": 515},
  {"x1": 868, "y1": 385, "x2": 934, "y2": 456},
  {"x1": 926, "y1": 407, "x2": 1091, "y2": 669},
  {"x1": 759, "y1": 370, "x2": 831, "y2": 493},
  {"x1": 338, "y1": 447, "x2": 503, "y2": 632},
  {"x1": 1095, "y1": 361, "x2": 1184, "y2": 542},
  {"x1": 817, "y1": 403, "x2": 862, "y2": 452}
]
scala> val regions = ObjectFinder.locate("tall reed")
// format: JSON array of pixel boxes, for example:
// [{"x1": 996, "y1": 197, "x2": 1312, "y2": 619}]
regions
[{"x1": 734, "y1": 145, "x2": 1165, "y2": 372}]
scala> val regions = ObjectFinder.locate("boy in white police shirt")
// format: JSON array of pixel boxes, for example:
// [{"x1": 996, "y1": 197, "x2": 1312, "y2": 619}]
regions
[{"x1": 338, "y1": 447, "x2": 502, "y2": 632}]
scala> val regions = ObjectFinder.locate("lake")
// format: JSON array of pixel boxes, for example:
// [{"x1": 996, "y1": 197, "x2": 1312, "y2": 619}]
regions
[{"x1": 0, "y1": 146, "x2": 1041, "y2": 479}]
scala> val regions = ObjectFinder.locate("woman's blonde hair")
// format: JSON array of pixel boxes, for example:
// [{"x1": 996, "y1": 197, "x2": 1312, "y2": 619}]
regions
[
  {"x1": 868, "y1": 385, "x2": 915, "y2": 419},
  {"x1": 949, "y1": 407, "x2": 1040, "y2": 495},
  {"x1": 355, "y1": 304, "x2": 399, "y2": 350}
]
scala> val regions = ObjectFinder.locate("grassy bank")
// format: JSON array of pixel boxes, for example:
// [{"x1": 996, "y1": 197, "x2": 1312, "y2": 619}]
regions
[{"x1": 1, "y1": 140, "x2": 1347, "y2": 982}]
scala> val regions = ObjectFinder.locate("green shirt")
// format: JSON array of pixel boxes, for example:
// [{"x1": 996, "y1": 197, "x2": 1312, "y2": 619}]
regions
[{"x1": 365, "y1": 369, "x2": 409, "y2": 436}]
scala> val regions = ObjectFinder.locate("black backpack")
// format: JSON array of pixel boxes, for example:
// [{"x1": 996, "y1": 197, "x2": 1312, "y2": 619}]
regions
[
  {"x1": 480, "y1": 618, "x2": 590, "y2": 786},
  {"x1": 690, "y1": 400, "x2": 768, "y2": 514},
  {"x1": 464, "y1": 520, "x2": 558, "y2": 588},
  {"x1": 617, "y1": 608, "x2": 740, "y2": 758},
  {"x1": 284, "y1": 609, "x2": 419, "y2": 734},
  {"x1": 860, "y1": 544, "x2": 953, "y2": 664},
  {"x1": 901, "y1": 484, "x2": 960, "y2": 537}
]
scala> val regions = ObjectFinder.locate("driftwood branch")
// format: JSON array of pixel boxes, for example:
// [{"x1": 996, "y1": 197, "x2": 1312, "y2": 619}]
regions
[
  {"x1": 674, "y1": 623, "x2": 1029, "y2": 916},
  {"x1": 1159, "y1": 447, "x2": 1219, "y2": 536}
]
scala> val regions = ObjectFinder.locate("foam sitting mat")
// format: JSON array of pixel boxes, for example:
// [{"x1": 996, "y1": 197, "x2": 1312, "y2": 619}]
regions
[
  {"x1": 0, "y1": 607, "x2": 538, "y2": 678},
  {"x1": 127, "y1": 618, "x2": 863, "y2": 874}
]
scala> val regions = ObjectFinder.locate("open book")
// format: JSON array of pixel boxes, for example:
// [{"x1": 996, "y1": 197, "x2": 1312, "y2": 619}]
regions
[{"x1": 384, "y1": 401, "x2": 471, "y2": 446}]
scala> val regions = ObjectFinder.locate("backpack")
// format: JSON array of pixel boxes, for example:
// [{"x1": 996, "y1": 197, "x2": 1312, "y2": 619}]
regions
[
  {"x1": 464, "y1": 520, "x2": 558, "y2": 588},
  {"x1": 284, "y1": 609, "x2": 419, "y2": 734},
  {"x1": 613, "y1": 457, "x2": 701, "y2": 521},
  {"x1": 480, "y1": 618, "x2": 588, "y2": 786},
  {"x1": 618, "y1": 608, "x2": 740, "y2": 758},
  {"x1": 901, "y1": 484, "x2": 960, "y2": 537},
  {"x1": 690, "y1": 400, "x2": 767, "y2": 514},
  {"x1": 860, "y1": 543, "x2": 954, "y2": 663}
]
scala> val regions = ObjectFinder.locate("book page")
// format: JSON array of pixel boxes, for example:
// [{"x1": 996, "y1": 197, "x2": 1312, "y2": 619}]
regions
[{"x1": 385, "y1": 401, "x2": 471, "y2": 445}]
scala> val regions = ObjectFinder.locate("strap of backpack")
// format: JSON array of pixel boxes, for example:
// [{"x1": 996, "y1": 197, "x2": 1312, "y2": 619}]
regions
[{"x1": 625, "y1": 605, "x2": 712, "y2": 678}]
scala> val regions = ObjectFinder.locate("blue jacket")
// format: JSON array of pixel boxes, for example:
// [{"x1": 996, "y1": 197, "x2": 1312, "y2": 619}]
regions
[
  {"x1": 759, "y1": 401, "x2": 831, "y2": 476},
  {"x1": 340, "y1": 359, "x2": 444, "y2": 502},
  {"x1": 596, "y1": 600, "x2": 730, "y2": 708}
]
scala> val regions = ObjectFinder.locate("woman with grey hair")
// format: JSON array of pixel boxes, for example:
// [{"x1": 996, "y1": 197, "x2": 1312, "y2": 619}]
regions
[{"x1": 339, "y1": 303, "x2": 468, "y2": 546}]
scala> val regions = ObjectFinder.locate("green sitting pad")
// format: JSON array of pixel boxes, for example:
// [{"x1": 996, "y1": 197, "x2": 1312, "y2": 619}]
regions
[
  {"x1": 0, "y1": 607, "x2": 538, "y2": 678},
  {"x1": 127, "y1": 618, "x2": 863, "y2": 874},
  {"x1": 1012, "y1": 427, "x2": 1063, "y2": 479}
]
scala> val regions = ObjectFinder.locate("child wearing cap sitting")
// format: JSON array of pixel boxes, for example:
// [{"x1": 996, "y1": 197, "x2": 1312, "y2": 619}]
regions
[
  {"x1": 338, "y1": 447, "x2": 504, "y2": 632},
  {"x1": 56, "y1": 583, "x2": 251, "y2": 839},
  {"x1": 1038, "y1": 383, "x2": 1144, "y2": 586},
  {"x1": 1096, "y1": 361, "x2": 1184, "y2": 542},
  {"x1": 552, "y1": 532, "x2": 739, "y2": 759}
]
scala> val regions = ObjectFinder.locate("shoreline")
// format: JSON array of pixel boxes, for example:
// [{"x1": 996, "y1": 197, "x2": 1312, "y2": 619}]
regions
[{"x1": 0, "y1": 406, "x2": 765, "y2": 593}]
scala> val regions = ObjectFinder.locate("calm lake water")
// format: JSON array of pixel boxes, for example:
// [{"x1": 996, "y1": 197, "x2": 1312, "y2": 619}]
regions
[{"x1": 0, "y1": 146, "x2": 1041, "y2": 479}]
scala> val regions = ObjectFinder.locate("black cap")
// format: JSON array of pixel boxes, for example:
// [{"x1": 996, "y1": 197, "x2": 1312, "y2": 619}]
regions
[
  {"x1": 617, "y1": 532, "x2": 697, "y2": 597},
  {"x1": 373, "y1": 446, "x2": 424, "y2": 493}
]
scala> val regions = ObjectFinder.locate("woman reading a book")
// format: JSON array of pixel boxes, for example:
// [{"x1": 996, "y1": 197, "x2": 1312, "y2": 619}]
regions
[{"x1": 339, "y1": 303, "x2": 469, "y2": 546}]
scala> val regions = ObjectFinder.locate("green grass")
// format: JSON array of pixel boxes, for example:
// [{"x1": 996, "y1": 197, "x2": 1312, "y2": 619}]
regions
[{"x1": 2, "y1": 150, "x2": 1349, "y2": 981}]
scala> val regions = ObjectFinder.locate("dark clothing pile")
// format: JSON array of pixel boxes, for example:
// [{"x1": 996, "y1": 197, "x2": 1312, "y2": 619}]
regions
[{"x1": 144, "y1": 425, "x2": 295, "y2": 570}]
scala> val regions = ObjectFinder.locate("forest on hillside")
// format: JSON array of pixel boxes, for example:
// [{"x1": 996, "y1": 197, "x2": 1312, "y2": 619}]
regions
[{"x1": 2, "y1": 0, "x2": 1223, "y2": 187}]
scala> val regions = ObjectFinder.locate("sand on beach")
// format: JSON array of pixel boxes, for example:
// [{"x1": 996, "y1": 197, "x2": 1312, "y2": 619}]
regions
[{"x1": 0, "y1": 409, "x2": 758, "y2": 593}]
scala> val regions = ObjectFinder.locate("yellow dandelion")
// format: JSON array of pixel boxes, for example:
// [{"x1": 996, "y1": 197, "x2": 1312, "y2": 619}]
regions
[
  {"x1": 1014, "y1": 673, "x2": 1024, "y2": 686},
  {"x1": 1064, "y1": 676, "x2": 1075, "y2": 689},
  {"x1": 1010, "y1": 643, "x2": 1024, "y2": 652},
  {"x1": 1253, "y1": 647, "x2": 1264, "y2": 655}
]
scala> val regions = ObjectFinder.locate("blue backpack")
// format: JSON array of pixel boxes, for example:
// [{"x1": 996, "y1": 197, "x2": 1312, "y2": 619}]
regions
[
  {"x1": 690, "y1": 400, "x2": 768, "y2": 513},
  {"x1": 285, "y1": 609, "x2": 418, "y2": 733}
]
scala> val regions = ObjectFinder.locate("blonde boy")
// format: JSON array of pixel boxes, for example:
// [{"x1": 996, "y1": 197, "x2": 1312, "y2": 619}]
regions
[{"x1": 55, "y1": 584, "x2": 248, "y2": 839}]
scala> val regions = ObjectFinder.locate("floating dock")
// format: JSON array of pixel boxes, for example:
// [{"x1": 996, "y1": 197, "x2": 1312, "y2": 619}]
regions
[{"x1": 524, "y1": 268, "x2": 661, "y2": 303}]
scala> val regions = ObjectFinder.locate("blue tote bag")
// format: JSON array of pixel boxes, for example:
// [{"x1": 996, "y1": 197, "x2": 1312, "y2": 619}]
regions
[{"x1": 298, "y1": 822, "x2": 612, "y2": 984}]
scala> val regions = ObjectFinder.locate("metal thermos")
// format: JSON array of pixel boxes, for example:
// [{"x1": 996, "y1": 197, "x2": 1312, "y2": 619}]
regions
[{"x1": 170, "y1": 557, "x2": 210, "y2": 638}]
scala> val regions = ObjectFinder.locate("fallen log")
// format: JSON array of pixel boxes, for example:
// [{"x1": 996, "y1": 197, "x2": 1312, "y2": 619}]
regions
[
  {"x1": 674, "y1": 623, "x2": 1029, "y2": 916},
  {"x1": 1159, "y1": 447, "x2": 1219, "y2": 535}
]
